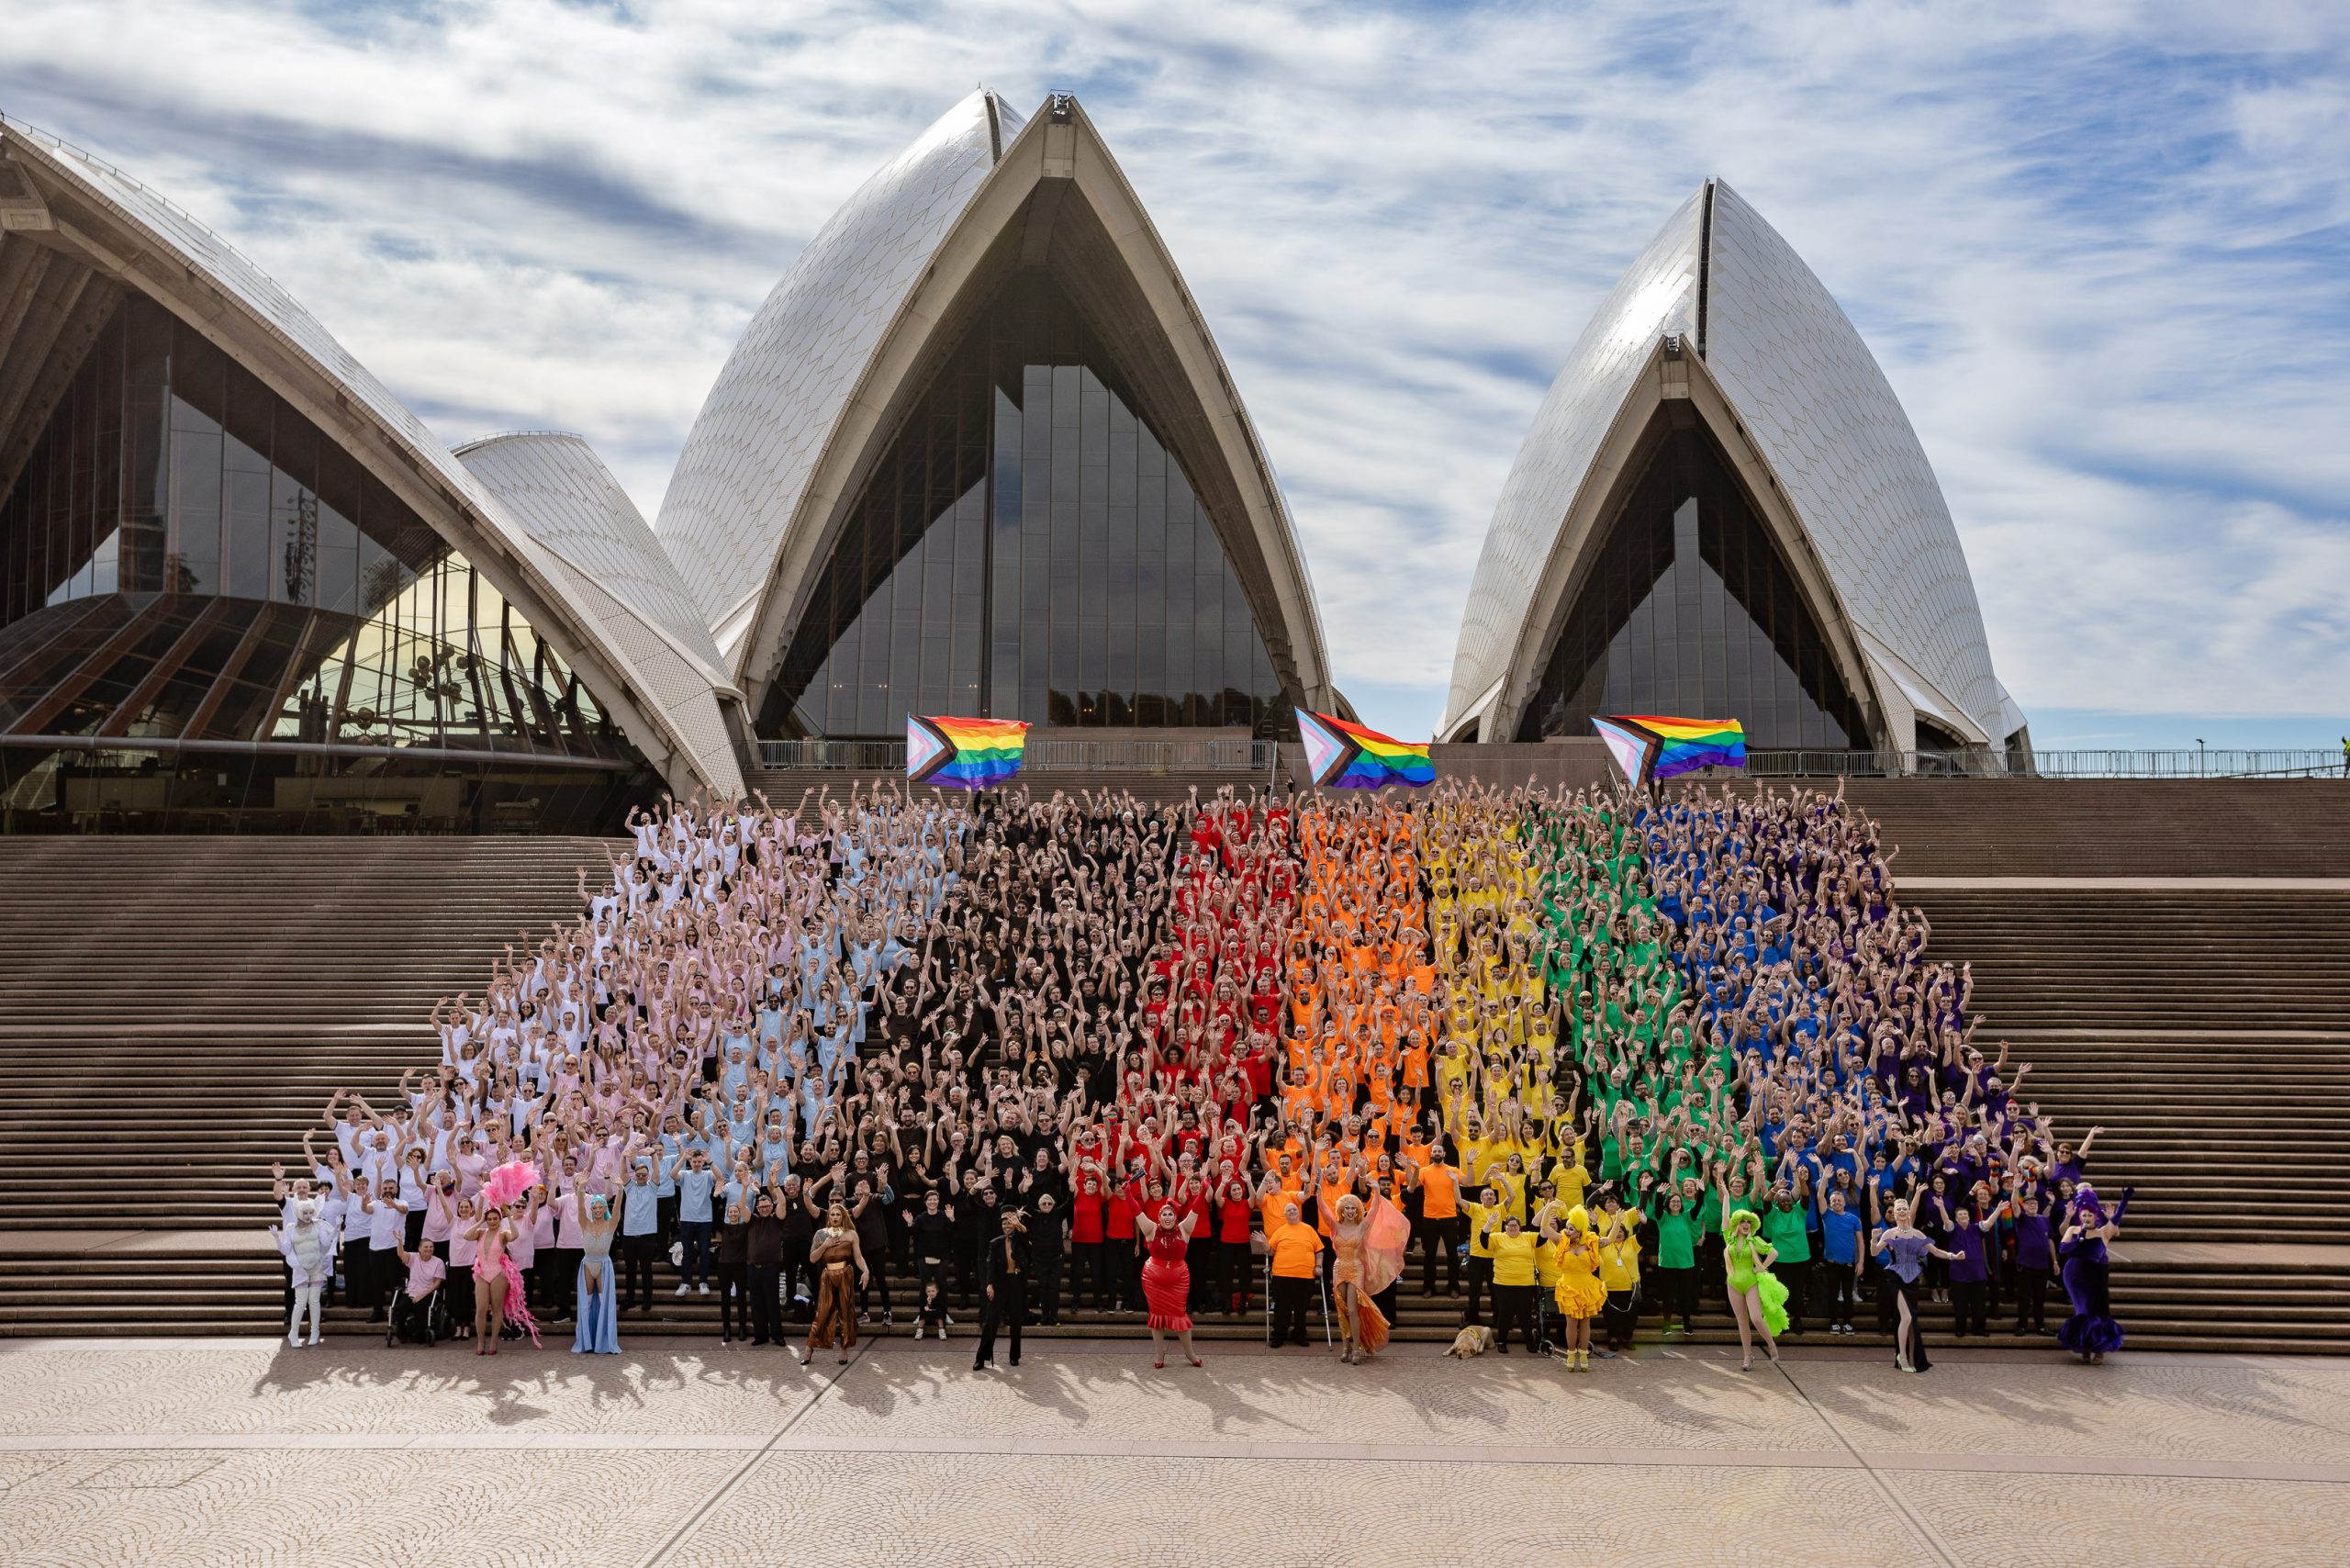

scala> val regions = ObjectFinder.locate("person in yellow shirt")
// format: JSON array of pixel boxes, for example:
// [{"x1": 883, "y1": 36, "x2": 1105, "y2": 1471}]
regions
[
  {"x1": 1595, "y1": 1213, "x2": 1642, "y2": 1358},
  {"x1": 1530, "y1": 1179, "x2": 1569, "y2": 1351},
  {"x1": 1460, "y1": 1184, "x2": 1499, "y2": 1327},
  {"x1": 1480, "y1": 1210, "x2": 1540, "y2": 1353}
]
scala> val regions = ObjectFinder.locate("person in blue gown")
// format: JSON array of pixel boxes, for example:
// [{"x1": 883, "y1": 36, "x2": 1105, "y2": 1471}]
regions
[{"x1": 573, "y1": 1195, "x2": 621, "y2": 1355}]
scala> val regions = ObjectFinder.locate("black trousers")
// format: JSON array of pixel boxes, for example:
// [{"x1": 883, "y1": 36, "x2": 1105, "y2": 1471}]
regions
[
  {"x1": 620, "y1": 1234, "x2": 661, "y2": 1311},
  {"x1": 1656, "y1": 1265, "x2": 1697, "y2": 1327},
  {"x1": 1822, "y1": 1263, "x2": 1862, "y2": 1327},
  {"x1": 860, "y1": 1247, "x2": 890, "y2": 1318},
  {"x1": 1778, "y1": 1258, "x2": 1810, "y2": 1330},
  {"x1": 1185, "y1": 1237, "x2": 1214, "y2": 1309},
  {"x1": 445, "y1": 1261, "x2": 475, "y2": 1327},
  {"x1": 1417, "y1": 1216, "x2": 1462, "y2": 1294},
  {"x1": 1951, "y1": 1279, "x2": 1988, "y2": 1336},
  {"x1": 780, "y1": 1250, "x2": 811, "y2": 1319},
  {"x1": 1602, "y1": 1287, "x2": 1639, "y2": 1348},
  {"x1": 1220, "y1": 1240, "x2": 1254, "y2": 1314},
  {"x1": 716, "y1": 1260, "x2": 749, "y2": 1339},
  {"x1": 1463, "y1": 1255, "x2": 1493, "y2": 1324},
  {"x1": 974, "y1": 1279, "x2": 1027, "y2": 1366},
  {"x1": 1270, "y1": 1274, "x2": 1314, "y2": 1345},
  {"x1": 1072, "y1": 1242, "x2": 1105, "y2": 1312},
  {"x1": 747, "y1": 1262, "x2": 782, "y2": 1344},
  {"x1": 549, "y1": 1248, "x2": 582, "y2": 1316},
  {"x1": 952, "y1": 1235, "x2": 981, "y2": 1305},
  {"x1": 366, "y1": 1246, "x2": 399, "y2": 1317},
  {"x1": 1031, "y1": 1251, "x2": 1064, "y2": 1325},
  {"x1": 2014, "y1": 1266, "x2": 2049, "y2": 1330},
  {"x1": 1491, "y1": 1282, "x2": 1535, "y2": 1350}
]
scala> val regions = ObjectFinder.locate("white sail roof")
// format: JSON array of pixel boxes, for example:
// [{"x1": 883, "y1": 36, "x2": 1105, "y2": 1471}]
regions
[{"x1": 1446, "y1": 180, "x2": 2011, "y2": 748}]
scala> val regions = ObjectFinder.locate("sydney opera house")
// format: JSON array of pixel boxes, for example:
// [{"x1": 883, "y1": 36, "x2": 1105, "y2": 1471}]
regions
[{"x1": 0, "y1": 90, "x2": 2017, "y2": 831}]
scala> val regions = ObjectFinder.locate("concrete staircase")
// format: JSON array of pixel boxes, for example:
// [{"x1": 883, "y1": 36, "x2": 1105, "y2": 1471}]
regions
[
  {"x1": 1835, "y1": 778, "x2": 2350, "y2": 878},
  {"x1": 1905, "y1": 886, "x2": 2350, "y2": 1247},
  {"x1": 4, "y1": 779, "x2": 2349, "y2": 1351}
]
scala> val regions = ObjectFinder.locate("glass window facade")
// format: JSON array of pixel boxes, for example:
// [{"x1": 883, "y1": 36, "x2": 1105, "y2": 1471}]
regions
[
  {"x1": 1516, "y1": 419, "x2": 1871, "y2": 749},
  {"x1": 760, "y1": 270, "x2": 1287, "y2": 738},
  {"x1": 0, "y1": 296, "x2": 645, "y2": 831}
]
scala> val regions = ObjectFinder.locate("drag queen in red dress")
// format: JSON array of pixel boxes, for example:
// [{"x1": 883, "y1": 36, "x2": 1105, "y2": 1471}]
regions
[{"x1": 1136, "y1": 1201, "x2": 1203, "y2": 1369}]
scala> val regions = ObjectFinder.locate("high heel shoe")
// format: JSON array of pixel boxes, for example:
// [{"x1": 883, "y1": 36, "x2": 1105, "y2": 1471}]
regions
[
  {"x1": 1153, "y1": 1357, "x2": 1166, "y2": 1369},
  {"x1": 1188, "y1": 1355, "x2": 1203, "y2": 1368}
]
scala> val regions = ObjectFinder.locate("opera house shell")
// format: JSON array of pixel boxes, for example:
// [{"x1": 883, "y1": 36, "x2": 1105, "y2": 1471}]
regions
[
  {"x1": 1440, "y1": 180, "x2": 2025, "y2": 758},
  {"x1": 2, "y1": 90, "x2": 2021, "y2": 833},
  {"x1": 656, "y1": 90, "x2": 1336, "y2": 739},
  {"x1": 0, "y1": 118, "x2": 744, "y2": 827}
]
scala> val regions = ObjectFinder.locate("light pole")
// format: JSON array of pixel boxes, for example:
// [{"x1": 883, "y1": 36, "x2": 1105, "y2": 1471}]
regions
[{"x1": 2197, "y1": 738, "x2": 2206, "y2": 778}]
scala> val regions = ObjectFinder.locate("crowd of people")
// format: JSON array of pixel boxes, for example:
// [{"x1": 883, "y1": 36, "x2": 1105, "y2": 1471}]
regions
[{"x1": 267, "y1": 773, "x2": 2130, "y2": 1375}]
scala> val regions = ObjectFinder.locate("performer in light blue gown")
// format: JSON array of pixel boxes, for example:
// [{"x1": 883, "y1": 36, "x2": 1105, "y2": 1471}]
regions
[{"x1": 573, "y1": 1195, "x2": 621, "y2": 1354}]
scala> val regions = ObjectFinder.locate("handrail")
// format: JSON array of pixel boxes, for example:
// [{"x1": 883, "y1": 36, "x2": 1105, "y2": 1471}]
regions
[
  {"x1": 755, "y1": 736, "x2": 1278, "y2": 774},
  {"x1": 1739, "y1": 748, "x2": 2346, "y2": 779}
]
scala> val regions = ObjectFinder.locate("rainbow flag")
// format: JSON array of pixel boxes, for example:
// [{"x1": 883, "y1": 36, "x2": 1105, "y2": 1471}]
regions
[
  {"x1": 1299, "y1": 709, "x2": 1435, "y2": 789},
  {"x1": 907, "y1": 715, "x2": 1028, "y2": 789},
  {"x1": 1593, "y1": 714, "x2": 1745, "y2": 789}
]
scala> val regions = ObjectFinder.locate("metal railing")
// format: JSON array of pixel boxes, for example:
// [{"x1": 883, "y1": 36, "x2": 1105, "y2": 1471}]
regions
[
  {"x1": 1741, "y1": 748, "x2": 2346, "y2": 779},
  {"x1": 755, "y1": 736, "x2": 1279, "y2": 775}
]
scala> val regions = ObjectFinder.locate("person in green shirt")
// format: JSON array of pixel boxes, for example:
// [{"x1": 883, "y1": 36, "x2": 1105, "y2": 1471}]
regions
[
  {"x1": 1653, "y1": 1187, "x2": 1699, "y2": 1334},
  {"x1": 1758, "y1": 1185, "x2": 1812, "y2": 1335}
]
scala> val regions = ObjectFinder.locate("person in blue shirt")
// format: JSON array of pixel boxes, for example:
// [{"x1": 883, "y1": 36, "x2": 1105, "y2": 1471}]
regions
[
  {"x1": 617, "y1": 1151, "x2": 672, "y2": 1313},
  {"x1": 668, "y1": 1148, "x2": 720, "y2": 1295},
  {"x1": 1818, "y1": 1188, "x2": 1865, "y2": 1333}
]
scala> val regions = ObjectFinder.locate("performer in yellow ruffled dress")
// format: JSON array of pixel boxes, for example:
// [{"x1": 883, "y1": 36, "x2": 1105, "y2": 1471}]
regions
[{"x1": 1543, "y1": 1205, "x2": 1607, "y2": 1372}]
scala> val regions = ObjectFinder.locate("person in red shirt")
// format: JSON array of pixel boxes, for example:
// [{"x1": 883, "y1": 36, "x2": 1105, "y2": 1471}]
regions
[
  {"x1": 1215, "y1": 1169, "x2": 1257, "y2": 1316},
  {"x1": 1104, "y1": 1174, "x2": 1141, "y2": 1312},
  {"x1": 1069, "y1": 1171, "x2": 1108, "y2": 1314}
]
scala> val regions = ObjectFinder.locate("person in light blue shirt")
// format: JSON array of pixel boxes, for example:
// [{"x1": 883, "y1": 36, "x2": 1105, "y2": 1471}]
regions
[
  {"x1": 617, "y1": 1154, "x2": 670, "y2": 1313},
  {"x1": 668, "y1": 1148, "x2": 719, "y2": 1295}
]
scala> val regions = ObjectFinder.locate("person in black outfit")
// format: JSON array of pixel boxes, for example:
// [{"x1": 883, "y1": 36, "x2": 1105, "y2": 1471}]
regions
[
  {"x1": 714, "y1": 1199, "x2": 751, "y2": 1343},
  {"x1": 744, "y1": 1189, "x2": 787, "y2": 1347},
  {"x1": 905, "y1": 1189, "x2": 956, "y2": 1317},
  {"x1": 1027, "y1": 1192, "x2": 1067, "y2": 1326},
  {"x1": 956, "y1": 1182, "x2": 999, "y2": 1309},
  {"x1": 973, "y1": 1208, "x2": 1032, "y2": 1370},
  {"x1": 777, "y1": 1174, "x2": 815, "y2": 1321}
]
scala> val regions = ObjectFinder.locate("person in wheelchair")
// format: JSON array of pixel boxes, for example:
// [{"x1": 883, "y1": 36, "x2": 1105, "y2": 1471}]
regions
[{"x1": 387, "y1": 1235, "x2": 450, "y2": 1346}]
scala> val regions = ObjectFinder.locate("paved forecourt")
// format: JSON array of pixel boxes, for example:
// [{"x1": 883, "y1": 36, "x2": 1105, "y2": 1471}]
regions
[{"x1": 3, "y1": 1338, "x2": 2347, "y2": 1566}]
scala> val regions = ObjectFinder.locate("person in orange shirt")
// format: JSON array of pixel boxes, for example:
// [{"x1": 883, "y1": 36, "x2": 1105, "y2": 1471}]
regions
[
  {"x1": 1411, "y1": 1144, "x2": 1463, "y2": 1298},
  {"x1": 1264, "y1": 1199, "x2": 1324, "y2": 1348}
]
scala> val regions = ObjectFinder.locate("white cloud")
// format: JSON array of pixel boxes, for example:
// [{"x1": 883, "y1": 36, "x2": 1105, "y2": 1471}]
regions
[{"x1": 4, "y1": 0, "x2": 2344, "y2": 737}]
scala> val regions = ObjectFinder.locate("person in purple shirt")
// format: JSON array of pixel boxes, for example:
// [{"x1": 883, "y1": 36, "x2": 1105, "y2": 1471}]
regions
[
  {"x1": 1944, "y1": 1205, "x2": 1991, "y2": 1337},
  {"x1": 2009, "y1": 1184, "x2": 2054, "y2": 1335}
]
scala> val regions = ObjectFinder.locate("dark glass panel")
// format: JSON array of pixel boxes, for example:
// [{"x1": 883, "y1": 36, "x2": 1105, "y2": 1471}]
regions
[
  {"x1": 986, "y1": 388, "x2": 1022, "y2": 715},
  {"x1": 221, "y1": 369, "x2": 274, "y2": 602},
  {"x1": 127, "y1": 600, "x2": 259, "y2": 739},
  {"x1": 1516, "y1": 420, "x2": 1870, "y2": 750},
  {"x1": 270, "y1": 414, "x2": 319, "y2": 608},
  {"x1": 757, "y1": 267, "x2": 1290, "y2": 736},
  {"x1": 0, "y1": 297, "x2": 640, "y2": 787}
]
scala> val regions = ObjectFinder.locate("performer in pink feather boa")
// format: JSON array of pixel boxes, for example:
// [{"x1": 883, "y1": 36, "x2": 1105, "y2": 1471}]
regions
[{"x1": 463, "y1": 1160, "x2": 542, "y2": 1352}]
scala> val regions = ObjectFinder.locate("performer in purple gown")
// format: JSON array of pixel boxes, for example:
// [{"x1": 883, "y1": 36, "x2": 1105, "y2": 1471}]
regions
[{"x1": 2057, "y1": 1183, "x2": 2132, "y2": 1363}]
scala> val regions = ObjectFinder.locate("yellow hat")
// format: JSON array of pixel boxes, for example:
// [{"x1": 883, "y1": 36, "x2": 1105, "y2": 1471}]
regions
[{"x1": 1567, "y1": 1204, "x2": 1591, "y2": 1234}]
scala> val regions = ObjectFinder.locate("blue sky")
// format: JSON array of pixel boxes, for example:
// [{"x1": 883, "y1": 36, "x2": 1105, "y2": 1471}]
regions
[{"x1": 4, "y1": 0, "x2": 2344, "y2": 749}]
